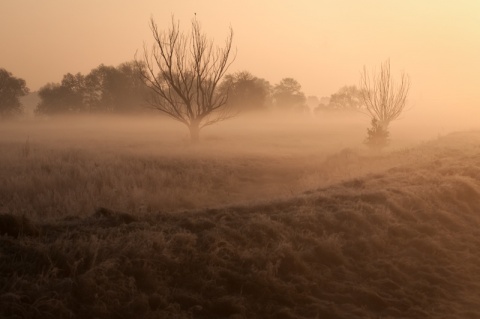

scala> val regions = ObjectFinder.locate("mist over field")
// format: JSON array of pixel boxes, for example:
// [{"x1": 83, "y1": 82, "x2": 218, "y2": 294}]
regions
[
  {"x1": 0, "y1": 114, "x2": 382, "y2": 217},
  {"x1": 2, "y1": 1, "x2": 480, "y2": 318},
  {"x1": 2, "y1": 111, "x2": 480, "y2": 318}
]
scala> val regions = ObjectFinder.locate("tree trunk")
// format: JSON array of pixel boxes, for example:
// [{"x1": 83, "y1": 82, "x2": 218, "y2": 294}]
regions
[{"x1": 189, "y1": 123, "x2": 200, "y2": 144}]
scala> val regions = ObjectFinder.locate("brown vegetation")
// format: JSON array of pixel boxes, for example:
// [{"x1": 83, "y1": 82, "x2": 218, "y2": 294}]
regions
[
  {"x1": 1, "y1": 116, "x2": 480, "y2": 318},
  {"x1": 0, "y1": 115, "x2": 405, "y2": 219}
]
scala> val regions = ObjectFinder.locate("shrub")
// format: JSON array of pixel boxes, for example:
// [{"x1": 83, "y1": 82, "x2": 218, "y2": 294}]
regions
[{"x1": 364, "y1": 118, "x2": 389, "y2": 150}]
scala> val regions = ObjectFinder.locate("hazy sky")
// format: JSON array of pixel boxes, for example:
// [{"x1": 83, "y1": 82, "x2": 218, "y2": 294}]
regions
[{"x1": 2, "y1": 1, "x2": 480, "y2": 121}]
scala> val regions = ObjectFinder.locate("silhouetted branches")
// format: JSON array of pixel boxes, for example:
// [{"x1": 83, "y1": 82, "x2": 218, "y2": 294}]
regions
[
  {"x1": 360, "y1": 59, "x2": 410, "y2": 127},
  {"x1": 136, "y1": 16, "x2": 236, "y2": 143}
]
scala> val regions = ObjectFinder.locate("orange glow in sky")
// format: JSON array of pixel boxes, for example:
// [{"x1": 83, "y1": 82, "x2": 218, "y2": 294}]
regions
[{"x1": 2, "y1": 1, "x2": 480, "y2": 123}]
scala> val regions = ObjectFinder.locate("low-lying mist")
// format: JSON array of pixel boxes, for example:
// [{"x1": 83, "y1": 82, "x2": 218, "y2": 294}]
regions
[
  {"x1": 1, "y1": 109, "x2": 477, "y2": 220},
  {"x1": 3, "y1": 107, "x2": 470, "y2": 151}
]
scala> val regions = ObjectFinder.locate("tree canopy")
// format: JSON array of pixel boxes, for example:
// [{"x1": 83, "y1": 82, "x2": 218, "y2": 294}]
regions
[
  {"x1": 35, "y1": 62, "x2": 147, "y2": 115},
  {"x1": 218, "y1": 71, "x2": 271, "y2": 113},
  {"x1": 272, "y1": 78, "x2": 307, "y2": 112},
  {"x1": 328, "y1": 86, "x2": 363, "y2": 111},
  {"x1": 0, "y1": 68, "x2": 29, "y2": 117},
  {"x1": 315, "y1": 85, "x2": 363, "y2": 113}
]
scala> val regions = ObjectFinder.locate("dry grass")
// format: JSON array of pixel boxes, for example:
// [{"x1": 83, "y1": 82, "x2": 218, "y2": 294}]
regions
[
  {"x1": 0, "y1": 114, "x2": 421, "y2": 220},
  {"x1": 1, "y1": 115, "x2": 480, "y2": 318}
]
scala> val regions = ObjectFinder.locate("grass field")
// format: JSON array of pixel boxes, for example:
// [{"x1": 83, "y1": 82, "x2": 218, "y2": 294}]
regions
[
  {"x1": 0, "y1": 114, "x2": 420, "y2": 219},
  {"x1": 1, "y1": 115, "x2": 480, "y2": 318}
]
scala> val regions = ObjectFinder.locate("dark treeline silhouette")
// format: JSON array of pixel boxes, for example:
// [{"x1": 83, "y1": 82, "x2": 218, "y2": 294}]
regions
[
  {"x1": 1, "y1": 16, "x2": 409, "y2": 148},
  {"x1": 272, "y1": 78, "x2": 308, "y2": 112},
  {"x1": 33, "y1": 64, "x2": 309, "y2": 118},
  {"x1": 220, "y1": 73, "x2": 311, "y2": 114},
  {"x1": 0, "y1": 68, "x2": 29, "y2": 118},
  {"x1": 315, "y1": 85, "x2": 364, "y2": 114},
  {"x1": 218, "y1": 71, "x2": 272, "y2": 112},
  {"x1": 134, "y1": 16, "x2": 312, "y2": 142},
  {"x1": 35, "y1": 61, "x2": 149, "y2": 115}
]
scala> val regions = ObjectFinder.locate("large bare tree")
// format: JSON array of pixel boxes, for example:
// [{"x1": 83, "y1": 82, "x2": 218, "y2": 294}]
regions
[
  {"x1": 360, "y1": 59, "x2": 410, "y2": 128},
  {"x1": 137, "y1": 17, "x2": 236, "y2": 143}
]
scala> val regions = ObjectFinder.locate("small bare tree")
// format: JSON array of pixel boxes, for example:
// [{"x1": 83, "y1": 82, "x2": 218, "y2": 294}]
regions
[
  {"x1": 360, "y1": 59, "x2": 410, "y2": 128},
  {"x1": 137, "y1": 17, "x2": 236, "y2": 143},
  {"x1": 360, "y1": 60, "x2": 410, "y2": 149}
]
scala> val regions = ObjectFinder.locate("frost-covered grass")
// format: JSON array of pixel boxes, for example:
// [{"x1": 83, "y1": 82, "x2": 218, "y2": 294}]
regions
[
  {"x1": 0, "y1": 114, "x2": 412, "y2": 219},
  {"x1": 2, "y1": 115, "x2": 480, "y2": 318}
]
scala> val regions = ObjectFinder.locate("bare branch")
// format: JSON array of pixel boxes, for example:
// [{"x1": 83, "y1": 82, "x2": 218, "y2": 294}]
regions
[
  {"x1": 360, "y1": 59, "x2": 410, "y2": 128},
  {"x1": 135, "y1": 16, "x2": 236, "y2": 142}
]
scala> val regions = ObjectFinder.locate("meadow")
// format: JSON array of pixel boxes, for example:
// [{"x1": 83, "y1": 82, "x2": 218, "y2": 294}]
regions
[
  {"x1": 0, "y1": 114, "x2": 418, "y2": 220},
  {"x1": 1, "y1": 114, "x2": 480, "y2": 318}
]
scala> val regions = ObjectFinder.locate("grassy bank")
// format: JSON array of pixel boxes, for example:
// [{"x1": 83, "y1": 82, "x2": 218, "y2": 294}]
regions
[{"x1": 1, "y1": 130, "x2": 480, "y2": 318}]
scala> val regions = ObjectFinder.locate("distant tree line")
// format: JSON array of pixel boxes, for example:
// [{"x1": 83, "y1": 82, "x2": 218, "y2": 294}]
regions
[
  {"x1": 0, "y1": 63, "x2": 394, "y2": 118},
  {"x1": 315, "y1": 85, "x2": 364, "y2": 114},
  {"x1": 0, "y1": 65, "x2": 314, "y2": 119},
  {"x1": 218, "y1": 72, "x2": 309, "y2": 114},
  {"x1": 35, "y1": 61, "x2": 149, "y2": 115},
  {"x1": 0, "y1": 64, "x2": 405, "y2": 120},
  {"x1": 0, "y1": 17, "x2": 409, "y2": 148}
]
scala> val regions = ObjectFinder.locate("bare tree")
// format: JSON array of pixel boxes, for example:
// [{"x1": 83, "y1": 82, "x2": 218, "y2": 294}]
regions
[
  {"x1": 360, "y1": 59, "x2": 410, "y2": 128},
  {"x1": 136, "y1": 17, "x2": 236, "y2": 143}
]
